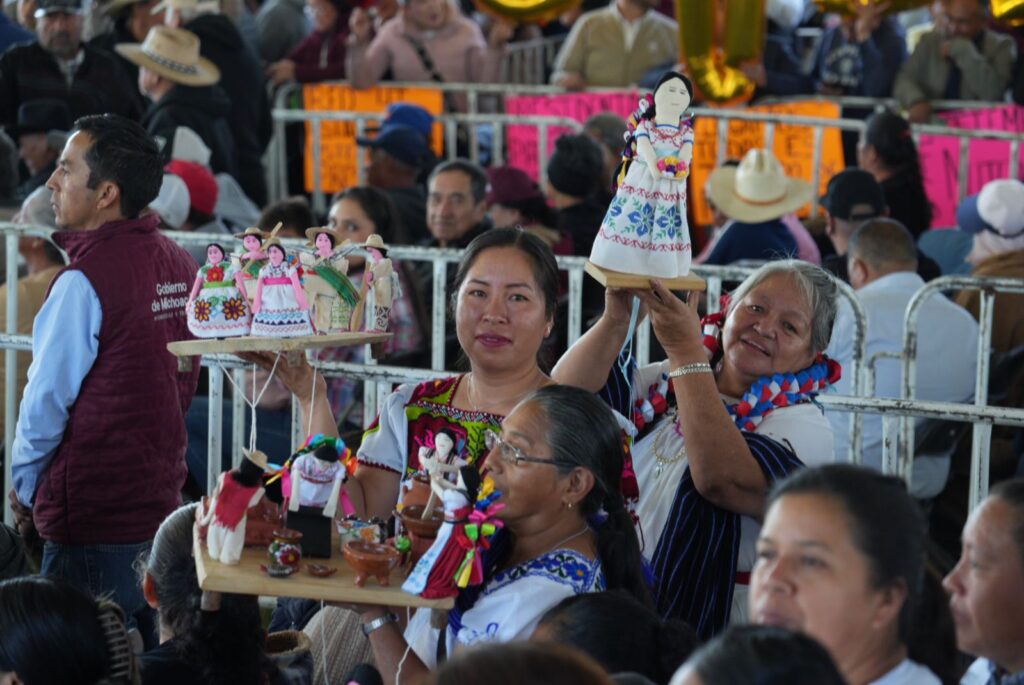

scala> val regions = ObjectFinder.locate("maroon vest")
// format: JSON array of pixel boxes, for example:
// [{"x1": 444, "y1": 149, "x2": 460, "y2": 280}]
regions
[{"x1": 33, "y1": 215, "x2": 201, "y2": 544}]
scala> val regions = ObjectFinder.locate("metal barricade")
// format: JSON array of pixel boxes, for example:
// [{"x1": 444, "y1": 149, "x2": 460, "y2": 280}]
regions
[
  {"x1": 898, "y1": 276, "x2": 1024, "y2": 511},
  {"x1": 271, "y1": 108, "x2": 583, "y2": 215},
  {"x1": 500, "y1": 35, "x2": 566, "y2": 85}
]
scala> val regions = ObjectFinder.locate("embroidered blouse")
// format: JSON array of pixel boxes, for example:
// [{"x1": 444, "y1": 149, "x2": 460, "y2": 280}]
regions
[{"x1": 403, "y1": 548, "x2": 605, "y2": 668}]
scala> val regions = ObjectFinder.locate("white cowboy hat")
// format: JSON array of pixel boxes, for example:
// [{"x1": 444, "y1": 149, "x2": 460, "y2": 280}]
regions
[
  {"x1": 362, "y1": 233, "x2": 390, "y2": 252},
  {"x1": 116, "y1": 26, "x2": 219, "y2": 87},
  {"x1": 707, "y1": 148, "x2": 815, "y2": 224}
]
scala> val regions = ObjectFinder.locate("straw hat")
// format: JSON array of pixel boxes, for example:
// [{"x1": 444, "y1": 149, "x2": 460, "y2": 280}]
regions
[
  {"x1": 242, "y1": 448, "x2": 269, "y2": 471},
  {"x1": 116, "y1": 26, "x2": 219, "y2": 87},
  {"x1": 707, "y1": 149, "x2": 815, "y2": 224},
  {"x1": 236, "y1": 225, "x2": 268, "y2": 240},
  {"x1": 362, "y1": 234, "x2": 390, "y2": 252},
  {"x1": 304, "y1": 225, "x2": 339, "y2": 246}
]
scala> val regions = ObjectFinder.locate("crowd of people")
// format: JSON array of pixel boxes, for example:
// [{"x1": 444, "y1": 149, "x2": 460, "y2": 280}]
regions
[{"x1": 0, "y1": 0, "x2": 1023, "y2": 683}]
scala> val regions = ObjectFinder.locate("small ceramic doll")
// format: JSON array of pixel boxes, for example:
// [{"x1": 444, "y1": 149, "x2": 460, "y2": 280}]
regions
[
  {"x1": 250, "y1": 239, "x2": 314, "y2": 337},
  {"x1": 355, "y1": 234, "x2": 400, "y2": 333},
  {"x1": 186, "y1": 243, "x2": 252, "y2": 338},
  {"x1": 589, "y1": 71, "x2": 696, "y2": 280},
  {"x1": 198, "y1": 449, "x2": 268, "y2": 565},
  {"x1": 233, "y1": 225, "x2": 271, "y2": 303},
  {"x1": 300, "y1": 226, "x2": 360, "y2": 334}
]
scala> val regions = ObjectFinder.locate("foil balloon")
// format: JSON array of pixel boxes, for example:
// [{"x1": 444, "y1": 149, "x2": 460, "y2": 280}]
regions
[
  {"x1": 471, "y1": 0, "x2": 580, "y2": 23},
  {"x1": 814, "y1": 0, "x2": 932, "y2": 16},
  {"x1": 991, "y1": 0, "x2": 1024, "y2": 26},
  {"x1": 678, "y1": 0, "x2": 765, "y2": 106}
]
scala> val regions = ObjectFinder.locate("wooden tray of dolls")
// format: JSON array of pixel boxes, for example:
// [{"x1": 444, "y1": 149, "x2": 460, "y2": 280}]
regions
[
  {"x1": 168, "y1": 332, "x2": 392, "y2": 359},
  {"x1": 193, "y1": 525, "x2": 454, "y2": 609},
  {"x1": 584, "y1": 261, "x2": 707, "y2": 291}
]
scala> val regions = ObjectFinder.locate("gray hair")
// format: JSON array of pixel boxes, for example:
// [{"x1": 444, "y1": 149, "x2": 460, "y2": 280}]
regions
[{"x1": 727, "y1": 259, "x2": 839, "y2": 353}]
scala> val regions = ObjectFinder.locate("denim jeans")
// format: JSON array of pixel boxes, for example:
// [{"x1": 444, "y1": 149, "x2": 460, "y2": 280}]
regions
[{"x1": 41, "y1": 539, "x2": 153, "y2": 632}]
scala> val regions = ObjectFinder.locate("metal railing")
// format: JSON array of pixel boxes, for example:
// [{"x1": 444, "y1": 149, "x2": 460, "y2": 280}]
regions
[
  {"x1": 499, "y1": 34, "x2": 565, "y2": 85},
  {"x1": 1, "y1": 220, "x2": 1016, "y2": 521},
  {"x1": 267, "y1": 82, "x2": 1021, "y2": 221}
]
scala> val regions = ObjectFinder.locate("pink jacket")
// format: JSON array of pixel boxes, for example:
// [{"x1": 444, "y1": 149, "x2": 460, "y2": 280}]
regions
[{"x1": 346, "y1": 9, "x2": 502, "y2": 96}]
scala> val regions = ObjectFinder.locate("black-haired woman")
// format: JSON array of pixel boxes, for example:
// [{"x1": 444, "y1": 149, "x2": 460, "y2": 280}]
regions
[
  {"x1": 750, "y1": 464, "x2": 946, "y2": 685},
  {"x1": 358, "y1": 385, "x2": 651, "y2": 684}
]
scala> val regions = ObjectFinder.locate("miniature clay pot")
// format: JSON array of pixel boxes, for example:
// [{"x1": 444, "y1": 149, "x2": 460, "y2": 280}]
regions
[
  {"x1": 396, "y1": 506, "x2": 444, "y2": 565},
  {"x1": 343, "y1": 540, "x2": 401, "y2": 587},
  {"x1": 400, "y1": 475, "x2": 432, "y2": 510},
  {"x1": 268, "y1": 529, "x2": 303, "y2": 572}
]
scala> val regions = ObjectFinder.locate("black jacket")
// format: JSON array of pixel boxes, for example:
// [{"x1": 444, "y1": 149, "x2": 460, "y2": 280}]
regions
[
  {"x1": 143, "y1": 84, "x2": 237, "y2": 177},
  {"x1": 185, "y1": 14, "x2": 272, "y2": 205},
  {"x1": 0, "y1": 41, "x2": 143, "y2": 130}
]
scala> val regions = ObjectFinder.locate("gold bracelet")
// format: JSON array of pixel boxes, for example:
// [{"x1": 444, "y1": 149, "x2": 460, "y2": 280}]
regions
[{"x1": 668, "y1": 362, "x2": 712, "y2": 379}]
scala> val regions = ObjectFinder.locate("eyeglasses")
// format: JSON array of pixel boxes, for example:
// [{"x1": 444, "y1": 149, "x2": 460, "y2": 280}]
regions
[{"x1": 484, "y1": 430, "x2": 576, "y2": 469}]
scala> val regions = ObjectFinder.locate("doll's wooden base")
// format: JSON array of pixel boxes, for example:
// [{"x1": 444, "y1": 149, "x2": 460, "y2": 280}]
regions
[
  {"x1": 168, "y1": 332, "x2": 392, "y2": 371},
  {"x1": 584, "y1": 261, "x2": 707, "y2": 291},
  {"x1": 193, "y1": 524, "x2": 453, "y2": 609}
]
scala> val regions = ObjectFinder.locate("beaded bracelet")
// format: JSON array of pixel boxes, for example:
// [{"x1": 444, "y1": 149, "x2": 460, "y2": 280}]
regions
[{"x1": 668, "y1": 362, "x2": 713, "y2": 379}]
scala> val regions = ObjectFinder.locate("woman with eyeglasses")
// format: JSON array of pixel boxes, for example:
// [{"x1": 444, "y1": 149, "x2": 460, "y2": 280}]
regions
[{"x1": 355, "y1": 384, "x2": 651, "y2": 684}]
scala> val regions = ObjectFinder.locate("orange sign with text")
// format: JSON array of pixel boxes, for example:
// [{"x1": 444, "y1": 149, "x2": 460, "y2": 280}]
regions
[
  {"x1": 302, "y1": 84, "x2": 445, "y2": 194},
  {"x1": 690, "y1": 100, "x2": 844, "y2": 226}
]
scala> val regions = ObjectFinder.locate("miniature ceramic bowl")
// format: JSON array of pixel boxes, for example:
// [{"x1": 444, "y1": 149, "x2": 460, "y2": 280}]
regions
[
  {"x1": 395, "y1": 505, "x2": 444, "y2": 538},
  {"x1": 342, "y1": 540, "x2": 401, "y2": 587}
]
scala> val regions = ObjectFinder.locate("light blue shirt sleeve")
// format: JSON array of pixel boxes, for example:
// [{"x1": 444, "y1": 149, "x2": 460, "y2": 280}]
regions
[{"x1": 12, "y1": 270, "x2": 102, "y2": 506}]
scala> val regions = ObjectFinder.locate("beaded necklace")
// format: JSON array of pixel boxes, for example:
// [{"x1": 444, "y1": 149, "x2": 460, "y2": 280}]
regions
[{"x1": 633, "y1": 303, "x2": 841, "y2": 473}]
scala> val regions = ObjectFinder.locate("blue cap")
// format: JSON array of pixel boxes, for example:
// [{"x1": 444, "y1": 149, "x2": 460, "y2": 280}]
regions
[
  {"x1": 356, "y1": 125, "x2": 428, "y2": 169},
  {"x1": 376, "y1": 103, "x2": 433, "y2": 139},
  {"x1": 956, "y1": 194, "x2": 990, "y2": 235}
]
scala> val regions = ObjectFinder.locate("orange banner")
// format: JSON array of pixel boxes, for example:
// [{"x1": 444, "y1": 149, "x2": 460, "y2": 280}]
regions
[
  {"x1": 690, "y1": 100, "x2": 845, "y2": 226},
  {"x1": 302, "y1": 84, "x2": 445, "y2": 194}
]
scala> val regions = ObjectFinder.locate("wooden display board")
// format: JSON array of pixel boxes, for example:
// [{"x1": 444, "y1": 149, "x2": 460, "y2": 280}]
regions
[
  {"x1": 585, "y1": 261, "x2": 707, "y2": 291},
  {"x1": 167, "y1": 332, "x2": 391, "y2": 358},
  {"x1": 194, "y1": 525, "x2": 454, "y2": 609}
]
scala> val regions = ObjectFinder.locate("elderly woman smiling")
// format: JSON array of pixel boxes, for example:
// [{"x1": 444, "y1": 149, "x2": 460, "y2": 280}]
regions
[{"x1": 554, "y1": 260, "x2": 841, "y2": 637}]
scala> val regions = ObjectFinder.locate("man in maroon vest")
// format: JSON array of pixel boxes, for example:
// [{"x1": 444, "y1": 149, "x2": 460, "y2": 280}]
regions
[{"x1": 8, "y1": 114, "x2": 199, "y2": 627}]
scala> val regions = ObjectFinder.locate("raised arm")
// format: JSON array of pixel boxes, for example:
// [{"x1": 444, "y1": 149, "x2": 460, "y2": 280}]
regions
[
  {"x1": 552, "y1": 289, "x2": 635, "y2": 392},
  {"x1": 633, "y1": 280, "x2": 769, "y2": 517}
]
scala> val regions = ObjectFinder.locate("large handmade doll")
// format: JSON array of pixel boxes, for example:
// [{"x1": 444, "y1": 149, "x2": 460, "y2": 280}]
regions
[
  {"x1": 300, "y1": 226, "x2": 360, "y2": 334},
  {"x1": 234, "y1": 225, "x2": 270, "y2": 303},
  {"x1": 186, "y1": 242, "x2": 252, "y2": 338},
  {"x1": 198, "y1": 449, "x2": 268, "y2": 565},
  {"x1": 589, "y1": 71, "x2": 696, "y2": 279},
  {"x1": 250, "y1": 239, "x2": 314, "y2": 337},
  {"x1": 356, "y1": 234, "x2": 400, "y2": 333}
]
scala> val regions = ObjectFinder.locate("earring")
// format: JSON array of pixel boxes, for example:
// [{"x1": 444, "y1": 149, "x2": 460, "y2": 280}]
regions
[{"x1": 566, "y1": 501, "x2": 573, "y2": 510}]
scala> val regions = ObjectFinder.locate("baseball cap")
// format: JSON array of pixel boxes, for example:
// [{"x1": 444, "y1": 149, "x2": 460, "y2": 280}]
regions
[
  {"x1": 34, "y1": 0, "x2": 82, "y2": 17},
  {"x1": 149, "y1": 173, "x2": 190, "y2": 230},
  {"x1": 166, "y1": 159, "x2": 218, "y2": 216},
  {"x1": 368, "y1": 103, "x2": 433, "y2": 139},
  {"x1": 355, "y1": 125, "x2": 428, "y2": 169},
  {"x1": 819, "y1": 169, "x2": 886, "y2": 221},
  {"x1": 956, "y1": 179, "x2": 1024, "y2": 238},
  {"x1": 486, "y1": 166, "x2": 544, "y2": 206}
]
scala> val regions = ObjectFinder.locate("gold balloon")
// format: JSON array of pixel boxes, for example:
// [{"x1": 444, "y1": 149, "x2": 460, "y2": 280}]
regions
[
  {"x1": 814, "y1": 0, "x2": 932, "y2": 16},
  {"x1": 991, "y1": 0, "x2": 1024, "y2": 26},
  {"x1": 678, "y1": 0, "x2": 764, "y2": 105},
  {"x1": 471, "y1": 0, "x2": 580, "y2": 23}
]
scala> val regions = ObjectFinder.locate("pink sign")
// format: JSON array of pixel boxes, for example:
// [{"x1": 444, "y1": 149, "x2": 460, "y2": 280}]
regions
[
  {"x1": 920, "y1": 105, "x2": 1024, "y2": 228},
  {"x1": 505, "y1": 91, "x2": 640, "y2": 180}
]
